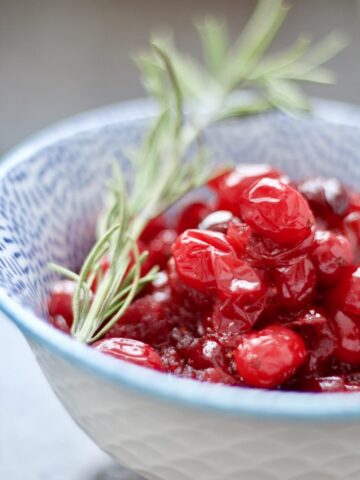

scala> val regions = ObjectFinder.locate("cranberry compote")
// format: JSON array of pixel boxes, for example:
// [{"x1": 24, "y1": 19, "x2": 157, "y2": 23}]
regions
[{"x1": 48, "y1": 165, "x2": 360, "y2": 392}]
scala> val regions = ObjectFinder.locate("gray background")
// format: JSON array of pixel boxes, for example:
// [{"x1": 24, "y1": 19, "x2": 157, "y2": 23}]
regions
[
  {"x1": 1, "y1": 0, "x2": 360, "y2": 154},
  {"x1": 1, "y1": 1, "x2": 360, "y2": 479}
]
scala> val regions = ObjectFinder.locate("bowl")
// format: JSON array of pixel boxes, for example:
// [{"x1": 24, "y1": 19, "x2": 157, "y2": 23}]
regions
[{"x1": 2, "y1": 98, "x2": 360, "y2": 480}]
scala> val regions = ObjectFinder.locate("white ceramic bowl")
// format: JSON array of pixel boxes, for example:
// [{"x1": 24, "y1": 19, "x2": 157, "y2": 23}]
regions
[{"x1": 3, "y1": 99, "x2": 360, "y2": 480}]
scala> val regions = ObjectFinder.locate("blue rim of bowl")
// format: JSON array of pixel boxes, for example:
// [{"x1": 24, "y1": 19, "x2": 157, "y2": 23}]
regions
[{"x1": 2, "y1": 97, "x2": 360, "y2": 421}]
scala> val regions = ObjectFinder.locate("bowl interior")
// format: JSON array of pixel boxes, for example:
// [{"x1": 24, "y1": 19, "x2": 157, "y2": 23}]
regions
[{"x1": 1, "y1": 107, "x2": 360, "y2": 318}]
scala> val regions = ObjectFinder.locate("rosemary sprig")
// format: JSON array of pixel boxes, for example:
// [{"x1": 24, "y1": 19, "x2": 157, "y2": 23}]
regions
[{"x1": 50, "y1": 0, "x2": 346, "y2": 344}]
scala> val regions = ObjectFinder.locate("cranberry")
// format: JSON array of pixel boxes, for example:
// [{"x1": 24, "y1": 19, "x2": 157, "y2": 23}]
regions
[
  {"x1": 331, "y1": 310, "x2": 360, "y2": 365},
  {"x1": 208, "y1": 164, "x2": 286, "y2": 213},
  {"x1": 211, "y1": 296, "x2": 267, "y2": 347},
  {"x1": 298, "y1": 177, "x2": 349, "y2": 220},
  {"x1": 199, "y1": 210, "x2": 234, "y2": 233},
  {"x1": 343, "y1": 212, "x2": 360, "y2": 261},
  {"x1": 274, "y1": 256, "x2": 316, "y2": 310},
  {"x1": 298, "y1": 376, "x2": 346, "y2": 392},
  {"x1": 239, "y1": 178, "x2": 314, "y2": 246},
  {"x1": 93, "y1": 338, "x2": 165, "y2": 371},
  {"x1": 49, "y1": 315, "x2": 71, "y2": 334},
  {"x1": 212, "y1": 253, "x2": 265, "y2": 302},
  {"x1": 226, "y1": 220, "x2": 251, "y2": 257},
  {"x1": 48, "y1": 280, "x2": 76, "y2": 328},
  {"x1": 295, "y1": 308, "x2": 336, "y2": 377},
  {"x1": 106, "y1": 293, "x2": 174, "y2": 347},
  {"x1": 140, "y1": 214, "x2": 167, "y2": 243},
  {"x1": 330, "y1": 265, "x2": 360, "y2": 316},
  {"x1": 179, "y1": 336, "x2": 226, "y2": 370},
  {"x1": 176, "y1": 202, "x2": 212, "y2": 233},
  {"x1": 200, "y1": 367, "x2": 238, "y2": 385},
  {"x1": 234, "y1": 325, "x2": 307, "y2": 388},
  {"x1": 172, "y1": 229, "x2": 232, "y2": 292},
  {"x1": 159, "y1": 346, "x2": 183, "y2": 373},
  {"x1": 311, "y1": 230, "x2": 353, "y2": 286},
  {"x1": 147, "y1": 229, "x2": 177, "y2": 270}
]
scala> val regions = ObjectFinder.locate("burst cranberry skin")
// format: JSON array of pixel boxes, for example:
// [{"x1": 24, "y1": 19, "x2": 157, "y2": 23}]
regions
[
  {"x1": 172, "y1": 229, "x2": 233, "y2": 292},
  {"x1": 208, "y1": 164, "x2": 286, "y2": 213},
  {"x1": 239, "y1": 178, "x2": 315, "y2": 246},
  {"x1": 48, "y1": 280, "x2": 76, "y2": 328},
  {"x1": 176, "y1": 202, "x2": 212, "y2": 233},
  {"x1": 311, "y1": 230, "x2": 353, "y2": 286},
  {"x1": 226, "y1": 220, "x2": 251, "y2": 256},
  {"x1": 331, "y1": 310, "x2": 360, "y2": 365},
  {"x1": 330, "y1": 266, "x2": 360, "y2": 316},
  {"x1": 93, "y1": 338, "x2": 165, "y2": 371},
  {"x1": 274, "y1": 256, "x2": 316, "y2": 310},
  {"x1": 343, "y1": 212, "x2": 360, "y2": 260},
  {"x1": 235, "y1": 325, "x2": 307, "y2": 388},
  {"x1": 180, "y1": 337, "x2": 226, "y2": 370}
]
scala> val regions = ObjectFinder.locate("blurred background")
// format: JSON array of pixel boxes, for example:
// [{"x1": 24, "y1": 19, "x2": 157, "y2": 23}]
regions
[
  {"x1": 2, "y1": 1, "x2": 360, "y2": 479},
  {"x1": 1, "y1": 0, "x2": 360, "y2": 154}
]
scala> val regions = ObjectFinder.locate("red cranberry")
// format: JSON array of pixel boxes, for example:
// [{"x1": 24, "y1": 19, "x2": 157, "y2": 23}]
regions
[
  {"x1": 330, "y1": 265, "x2": 360, "y2": 316},
  {"x1": 176, "y1": 202, "x2": 212, "y2": 233},
  {"x1": 295, "y1": 308, "x2": 336, "y2": 377},
  {"x1": 298, "y1": 376, "x2": 346, "y2": 392},
  {"x1": 140, "y1": 214, "x2": 167, "y2": 243},
  {"x1": 208, "y1": 164, "x2": 286, "y2": 213},
  {"x1": 179, "y1": 336, "x2": 226, "y2": 370},
  {"x1": 274, "y1": 256, "x2": 316, "y2": 310},
  {"x1": 106, "y1": 293, "x2": 173, "y2": 347},
  {"x1": 147, "y1": 229, "x2": 177, "y2": 270},
  {"x1": 211, "y1": 295, "x2": 267, "y2": 347},
  {"x1": 298, "y1": 177, "x2": 349, "y2": 219},
  {"x1": 343, "y1": 212, "x2": 360, "y2": 261},
  {"x1": 49, "y1": 315, "x2": 71, "y2": 334},
  {"x1": 200, "y1": 367, "x2": 238, "y2": 385},
  {"x1": 311, "y1": 230, "x2": 353, "y2": 286},
  {"x1": 172, "y1": 229, "x2": 232, "y2": 292},
  {"x1": 199, "y1": 210, "x2": 234, "y2": 233},
  {"x1": 226, "y1": 220, "x2": 251, "y2": 257},
  {"x1": 239, "y1": 178, "x2": 314, "y2": 246},
  {"x1": 212, "y1": 253, "x2": 265, "y2": 302},
  {"x1": 93, "y1": 338, "x2": 165, "y2": 371},
  {"x1": 234, "y1": 325, "x2": 307, "y2": 388},
  {"x1": 48, "y1": 280, "x2": 76, "y2": 328},
  {"x1": 331, "y1": 310, "x2": 360, "y2": 365}
]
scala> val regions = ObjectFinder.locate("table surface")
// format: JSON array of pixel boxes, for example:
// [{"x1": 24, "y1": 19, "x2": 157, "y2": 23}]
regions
[{"x1": 0, "y1": 315, "x2": 140, "y2": 480}]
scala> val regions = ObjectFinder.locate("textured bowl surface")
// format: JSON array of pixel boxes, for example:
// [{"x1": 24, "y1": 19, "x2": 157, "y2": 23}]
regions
[{"x1": 2, "y1": 98, "x2": 360, "y2": 479}]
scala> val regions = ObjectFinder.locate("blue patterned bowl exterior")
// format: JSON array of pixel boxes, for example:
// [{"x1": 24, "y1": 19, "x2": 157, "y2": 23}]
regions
[{"x1": 3, "y1": 99, "x2": 360, "y2": 480}]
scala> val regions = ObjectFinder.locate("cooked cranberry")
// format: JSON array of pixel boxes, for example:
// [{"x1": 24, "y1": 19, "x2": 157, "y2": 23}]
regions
[
  {"x1": 211, "y1": 296, "x2": 267, "y2": 347},
  {"x1": 246, "y1": 230, "x2": 315, "y2": 267},
  {"x1": 298, "y1": 376, "x2": 346, "y2": 392},
  {"x1": 200, "y1": 367, "x2": 238, "y2": 385},
  {"x1": 212, "y1": 253, "x2": 265, "y2": 302},
  {"x1": 348, "y1": 192, "x2": 360, "y2": 213},
  {"x1": 235, "y1": 325, "x2": 307, "y2": 388},
  {"x1": 172, "y1": 229, "x2": 232, "y2": 292},
  {"x1": 49, "y1": 315, "x2": 71, "y2": 334},
  {"x1": 208, "y1": 164, "x2": 286, "y2": 213},
  {"x1": 311, "y1": 230, "x2": 353, "y2": 286},
  {"x1": 343, "y1": 212, "x2": 360, "y2": 261},
  {"x1": 331, "y1": 310, "x2": 360, "y2": 365},
  {"x1": 93, "y1": 338, "x2": 165, "y2": 371},
  {"x1": 298, "y1": 177, "x2": 349, "y2": 219},
  {"x1": 274, "y1": 256, "x2": 316, "y2": 310},
  {"x1": 106, "y1": 293, "x2": 173, "y2": 347},
  {"x1": 147, "y1": 229, "x2": 177, "y2": 270},
  {"x1": 296, "y1": 308, "x2": 336, "y2": 377},
  {"x1": 176, "y1": 202, "x2": 212, "y2": 233},
  {"x1": 140, "y1": 214, "x2": 167, "y2": 243},
  {"x1": 330, "y1": 266, "x2": 360, "y2": 316},
  {"x1": 180, "y1": 336, "x2": 226, "y2": 370},
  {"x1": 226, "y1": 220, "x2": 251, "y2": 256},
  {"x1": 159, "y1": 346, "x2": 183, "y2": 373},
  {"x1": 199, "y1": 210, "x2": 233, "y2": 233},
  {"x1": 48, "y1": 280, "x2": 76, "y2": 328},
  {"x1": 238, "y1": 178, "x2": 314, "y2": 246}
]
